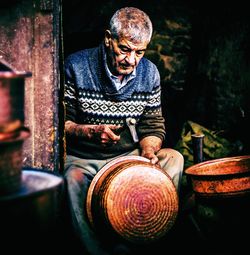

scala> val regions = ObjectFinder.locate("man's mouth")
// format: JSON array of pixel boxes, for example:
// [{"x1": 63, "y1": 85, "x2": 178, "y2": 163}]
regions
[{"x1": 120, "y1": 64, "x2": 133, "y2": 70}]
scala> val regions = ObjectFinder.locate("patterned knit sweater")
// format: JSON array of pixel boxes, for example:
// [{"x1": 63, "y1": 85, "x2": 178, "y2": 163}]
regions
[{"x1": 64, "y1": 43, "x2": 166, "y2": 159}]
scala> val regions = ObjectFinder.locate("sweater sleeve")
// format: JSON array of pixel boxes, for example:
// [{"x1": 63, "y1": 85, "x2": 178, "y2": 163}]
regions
[
  {"x1": 64, "y1": 56, "x2": 77, "y2": 122},
  {"x1": 137, "y1": 68, "x2": 166, "y2": 142}
]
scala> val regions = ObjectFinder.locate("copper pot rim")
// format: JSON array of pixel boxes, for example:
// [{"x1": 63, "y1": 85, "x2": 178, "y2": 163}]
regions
[
  {"x1": 0, "y1": 127, "x2": 30, "y2": 144},
  {"x1": 185, "y1": 155, "x2": 250, "y2": 177},
  {"x1": 0, "y1": 120, "x2": 23, "y2": 133},
  {"x1": 0, "y1": 71, "x2": 32, "y2": 79}
]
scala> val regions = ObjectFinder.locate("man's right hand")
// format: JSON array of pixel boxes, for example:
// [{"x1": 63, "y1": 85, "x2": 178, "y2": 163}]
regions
[
  {"x1": 65, "y1": 121, "x2": 121, "y2": 146},
  {"x1": 89, "y1": 124, "x2": 121, "y2": 145}
]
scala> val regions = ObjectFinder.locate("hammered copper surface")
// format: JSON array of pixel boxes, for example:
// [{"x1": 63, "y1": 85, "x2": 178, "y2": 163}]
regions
[{"x1": 87, "y1": 155, "x2": 179, "y2": 244}]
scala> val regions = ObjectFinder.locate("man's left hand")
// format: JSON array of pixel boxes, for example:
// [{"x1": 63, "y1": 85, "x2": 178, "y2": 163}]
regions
[{"x1": 140, "y1": 136, "x2": 162, "y2": 165}]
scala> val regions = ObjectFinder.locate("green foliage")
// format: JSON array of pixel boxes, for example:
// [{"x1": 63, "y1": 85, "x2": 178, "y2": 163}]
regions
[{"x1": 175, "y1": 120, "x2": 240, "y2": 169}]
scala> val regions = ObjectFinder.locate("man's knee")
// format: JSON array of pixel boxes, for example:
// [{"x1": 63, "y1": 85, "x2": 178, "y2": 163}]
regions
[
  {"x1": 64, "y1": 167, "x2": 90, "y2": 188},
  {"x1": 66, "y1": 168, "x2": 84, "y2": 181},
  {"x1": 158, "y1": 148, "x2": 184, "y2": 163}
]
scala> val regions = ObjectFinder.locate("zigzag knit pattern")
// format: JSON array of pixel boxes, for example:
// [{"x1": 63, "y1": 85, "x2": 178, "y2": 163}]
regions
[{"x1": 65, "y1": 83, "x2": 162, "y2": 125}]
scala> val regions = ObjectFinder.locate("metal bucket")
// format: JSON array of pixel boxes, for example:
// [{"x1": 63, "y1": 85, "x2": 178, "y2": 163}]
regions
[
  {"x1": 0, "y1": 168, "x2": 64, "y2": 253},
  {"x1": 0, "y1": 127, "x2": 30, "y2": 195},
  {"x1": 86, "y1": 155, "x2": 179, "y2": 244}
]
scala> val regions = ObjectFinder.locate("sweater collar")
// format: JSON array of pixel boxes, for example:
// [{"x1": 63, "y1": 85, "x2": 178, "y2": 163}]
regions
[
  {"x1": 99, "y1": 43, "x2": 138, "y2": 101},
  {"x1": 104, "y1": 59, "x2": 136, "y2": 91}
]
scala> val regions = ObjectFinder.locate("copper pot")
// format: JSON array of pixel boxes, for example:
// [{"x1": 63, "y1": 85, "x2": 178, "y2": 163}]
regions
[
  {"x1": 0, "y1": 127, "x2": 30, "y2": 195},
  {"x1": 0, "y1": 70, "x2": 31, "y2": 133},
  {"x1": 185, "y1": 155, "x2": 250, "y2": 198},
  {"x1": 86, "y1": 155, "x2": 179, "y2": 244}
]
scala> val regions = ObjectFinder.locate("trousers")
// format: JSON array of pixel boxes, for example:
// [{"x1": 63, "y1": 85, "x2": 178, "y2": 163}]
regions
[{"x1": 64, "y1": 148, "x2": 184, "y2": 255}]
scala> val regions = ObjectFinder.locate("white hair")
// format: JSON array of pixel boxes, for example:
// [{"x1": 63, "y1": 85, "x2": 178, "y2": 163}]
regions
[{"x1": 109, "y1": 7, "x2": 153, "y2": 43}]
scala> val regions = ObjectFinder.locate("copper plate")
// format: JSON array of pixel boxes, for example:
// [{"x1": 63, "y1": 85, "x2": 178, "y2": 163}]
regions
[{"x1": 86, "y1": 155, "x2": 179, "y2": 244}]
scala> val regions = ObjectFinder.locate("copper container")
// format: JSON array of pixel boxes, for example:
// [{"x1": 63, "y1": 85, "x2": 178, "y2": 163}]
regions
[
  {"x1": 185, "y1": 155, "x2": 250, "y2": 198},
  {"x1": 86, "y1": 155, "x2": 179, "y2": 244},
  {"x1": 0, "y1": 127, "x2": 30, "y2": 195},
  {"x1": 0, "y1": 70, "x2": 31, "y2": 133}
]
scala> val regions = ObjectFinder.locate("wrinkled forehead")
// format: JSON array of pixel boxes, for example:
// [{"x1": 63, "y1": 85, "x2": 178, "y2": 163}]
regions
[{"x1": 114, "y1": 37, "x2": 148, "y2": 50}]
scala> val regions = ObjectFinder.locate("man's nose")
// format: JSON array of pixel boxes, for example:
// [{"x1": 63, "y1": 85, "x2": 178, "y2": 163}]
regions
[{"x1": 125, "y1": 51, "x2": 136, "y2": 65}]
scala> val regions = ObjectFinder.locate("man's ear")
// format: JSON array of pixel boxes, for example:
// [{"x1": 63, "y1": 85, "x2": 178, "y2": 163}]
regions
[{"x1": 104, "y1": 30, "x2": 112, "y2": 47}]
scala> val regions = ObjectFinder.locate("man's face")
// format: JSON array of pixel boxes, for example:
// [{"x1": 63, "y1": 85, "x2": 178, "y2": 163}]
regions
[{"x1": 105, "y1": 32, "x2": 148, "y2": 76}]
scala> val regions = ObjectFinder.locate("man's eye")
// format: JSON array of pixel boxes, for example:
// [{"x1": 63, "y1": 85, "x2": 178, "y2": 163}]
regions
[
  {"x1": 136, "y1": 51, "x2": 144, "y2": 56},
  {"x1": 120, "y1": 47, "x2": 130, "y2": 53}
]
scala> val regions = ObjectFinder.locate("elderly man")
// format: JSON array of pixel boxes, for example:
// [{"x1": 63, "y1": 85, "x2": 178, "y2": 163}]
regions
[{"x1": 64, "y1": 6, "x2": 184, "y2": 255}]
